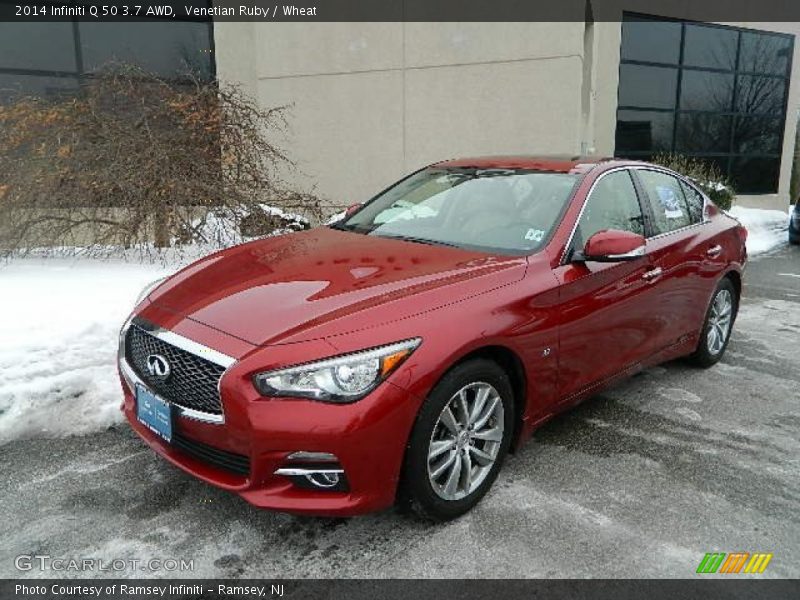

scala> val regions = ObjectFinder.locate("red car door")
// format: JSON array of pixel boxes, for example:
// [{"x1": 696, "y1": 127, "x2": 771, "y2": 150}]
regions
[
  {"x1": 632, "y1": 168, "x2": 723, "y2": 352},
  {"x1": 552, "y1": 168, "x2": 664, "y2": 402}
]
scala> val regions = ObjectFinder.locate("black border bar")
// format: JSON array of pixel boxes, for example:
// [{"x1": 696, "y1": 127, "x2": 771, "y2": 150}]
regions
[
  {"x1": 5, "y1": 0, "x2": 800, "y2": 23},
  {"x1": 2, "y1": 579, "x2": 800, "y2": 600}
]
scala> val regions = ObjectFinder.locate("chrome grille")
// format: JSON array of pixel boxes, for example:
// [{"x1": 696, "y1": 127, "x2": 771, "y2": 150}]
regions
[{"x1": 125, "y1": 324, "x2": 225, "y2": 416}]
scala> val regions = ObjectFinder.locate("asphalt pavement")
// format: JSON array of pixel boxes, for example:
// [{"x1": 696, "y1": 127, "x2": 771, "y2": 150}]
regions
[{"x1": 1, "y1": 243, "x2": 798, "y2": 579}]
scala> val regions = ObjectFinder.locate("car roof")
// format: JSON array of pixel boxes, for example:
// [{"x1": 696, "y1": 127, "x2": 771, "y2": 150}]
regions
[{"x1": 432, "y1": 155, "x2": 642, "y2": 175}]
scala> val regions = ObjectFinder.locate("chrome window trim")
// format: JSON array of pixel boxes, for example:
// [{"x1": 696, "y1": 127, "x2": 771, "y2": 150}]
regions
[
  {"x1": 121, "y1": 316, "x2": 236, "y2": 425},
  {"x1": 632, "y1": 166, "x2": 712, "y2": 241},
  {"x1": 559, "y1": 166, "x2": 642, "y2": 266},
  {"x1": 645, "y1": 220, "x2": 707, "y2": 242}
]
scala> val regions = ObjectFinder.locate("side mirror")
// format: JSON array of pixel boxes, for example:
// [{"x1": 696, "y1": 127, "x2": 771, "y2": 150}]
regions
[
  {"x1": 573, "y1": 229, "x2": 646, "y2": 263},
  {"x1": 344, "y1": 203, "x2": 362, "y2": 218}
]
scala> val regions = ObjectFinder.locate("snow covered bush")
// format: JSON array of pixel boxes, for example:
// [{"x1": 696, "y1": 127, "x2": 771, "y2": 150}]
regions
[
  {"x1": 652, "y1": 153, "x2": 736, "y2": 211},
  {"x1": 0, "y1": 65, "x2": 321, "y2": 257}
]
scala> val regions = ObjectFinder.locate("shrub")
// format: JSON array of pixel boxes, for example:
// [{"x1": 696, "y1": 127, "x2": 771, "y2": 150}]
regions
[
  {"x1": 0, "y1": 65, "x2": 321, "y2": 257},
  {"x1": 652, "y1": 153, "x2": 736, "y2": 211}
]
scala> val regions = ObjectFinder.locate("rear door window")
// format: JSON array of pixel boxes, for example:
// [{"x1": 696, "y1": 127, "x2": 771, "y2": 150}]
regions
[
  {"x1": 679, "y1": 180, "x2": 705, "y2": 224},
  {"x1": 637, "y1": 170, "x2": 692, "y2": 235}
]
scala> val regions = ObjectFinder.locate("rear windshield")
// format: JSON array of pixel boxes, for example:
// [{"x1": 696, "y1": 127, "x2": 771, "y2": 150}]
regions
[{"x1": 335, "y1": 168, "x2": 579, "y2": 255}]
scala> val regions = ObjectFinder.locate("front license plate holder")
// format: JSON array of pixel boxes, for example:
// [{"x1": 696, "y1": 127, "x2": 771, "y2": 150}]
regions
[{"x1": 136, "y1": 384, "x2": 173, "y2": 443}]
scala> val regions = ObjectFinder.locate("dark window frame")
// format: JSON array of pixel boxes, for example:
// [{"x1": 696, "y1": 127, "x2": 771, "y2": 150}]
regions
[
  {"x1": 0, "y1": 9, "x2": 215, "y2": 98},
  {"x1": 615, "y1": 13, "x2": 794, "y2": 194}
]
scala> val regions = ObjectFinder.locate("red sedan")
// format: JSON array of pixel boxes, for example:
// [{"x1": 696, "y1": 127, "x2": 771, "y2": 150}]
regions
[{"x1": 119, "y1": 156, "x2": 747, "y2": 520}]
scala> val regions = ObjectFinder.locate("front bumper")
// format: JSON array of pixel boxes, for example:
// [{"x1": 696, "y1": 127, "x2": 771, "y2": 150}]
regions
[{"x1": 120, "y1": 355, "x2": 421, "y2": 516}]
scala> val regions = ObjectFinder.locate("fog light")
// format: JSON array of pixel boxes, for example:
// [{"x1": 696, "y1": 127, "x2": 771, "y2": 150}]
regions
[
  {"x1": 274, "y1": 461, "x2": 349, "y2": 492},
  {"x1": 307, "y1": 472, "x2": 341, "y2": 488}
]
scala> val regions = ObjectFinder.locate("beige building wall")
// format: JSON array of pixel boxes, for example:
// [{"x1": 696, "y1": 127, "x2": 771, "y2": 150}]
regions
[
  {"x1": 214, "y1": 20, "x2": 587, "y2": 212},
  {"x1": 215, "y1": 9, "x2": 799, "y2": 213}
]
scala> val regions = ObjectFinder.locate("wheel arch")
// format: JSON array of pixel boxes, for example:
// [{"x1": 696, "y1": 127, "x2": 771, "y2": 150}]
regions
[
  {"x1": 446, "y1": 345, "x2": 528, "y2": 452},
  {"x1": 722, "y1": 268, "x2": 742, "y2": 320}
]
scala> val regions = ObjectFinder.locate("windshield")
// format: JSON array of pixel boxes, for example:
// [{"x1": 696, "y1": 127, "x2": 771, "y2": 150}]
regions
[{"x1": 334, "y1": 168, "x2": 579, "y2": 254}]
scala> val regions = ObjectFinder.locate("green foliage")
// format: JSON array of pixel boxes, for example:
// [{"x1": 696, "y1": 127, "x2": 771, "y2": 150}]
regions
[{"x1": 652, "y1": 153, "x2": 736, "y2": 211}]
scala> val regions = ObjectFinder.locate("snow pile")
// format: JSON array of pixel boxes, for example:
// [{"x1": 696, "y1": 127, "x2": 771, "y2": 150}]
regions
[
  {"x1": 0, "y1": 259, "x2": 175, "y2": 443},
  {"x1": 258, "y1": 204, "x2": 310, "y2": 230},
  {"x1": 194, "y1": 204, "x2": 310, "y2": 248},
  {"x1": 727, "y1": 205, "x2": 789, "y2": 256}
]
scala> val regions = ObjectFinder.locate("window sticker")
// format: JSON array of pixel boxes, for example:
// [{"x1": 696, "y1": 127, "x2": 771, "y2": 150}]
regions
[
  {"x1": 655, "y1": 185, "x2": 684, "y2": 220},
  {"x1": 524, "y1": 228, "x2": 545, "y2": 242}
]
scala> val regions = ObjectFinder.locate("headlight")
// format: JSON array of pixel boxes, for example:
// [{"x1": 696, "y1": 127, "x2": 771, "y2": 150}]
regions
[
  {"x1": 134, "y1": 277, "x2": 166, "y2": 307},
  {"x1": 253, "y1": 338, "x2": 421, "y2": 403}
]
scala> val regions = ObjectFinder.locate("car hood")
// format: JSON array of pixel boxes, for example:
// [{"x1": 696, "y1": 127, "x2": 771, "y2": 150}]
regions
[{"x1": 148, "y1": 227, "x2": 527, "y2": 346}]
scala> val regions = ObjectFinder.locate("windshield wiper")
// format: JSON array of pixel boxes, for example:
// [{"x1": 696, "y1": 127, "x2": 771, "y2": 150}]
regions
[
  {"x1": 377, "y1": 234, "x2": 461, "y2": 249},
  {"x1": 330, "y1": 221, "x2": 371, "y2": 234}
]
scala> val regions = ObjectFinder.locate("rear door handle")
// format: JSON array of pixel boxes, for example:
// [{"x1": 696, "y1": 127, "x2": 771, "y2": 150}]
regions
[
  {"x1": 642, "y1": 267, "x2": 663, "y2": 281},
  {"x1": 707, "y1": 245, "x2": 722, "y2": 258}
]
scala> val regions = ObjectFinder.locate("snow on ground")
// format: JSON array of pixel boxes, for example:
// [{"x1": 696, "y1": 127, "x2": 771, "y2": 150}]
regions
[
  {"x1": 0, "y1": 258, "x2": 176, "y2": 443},
  {"x1": 0, "y1": 203, "x2": 790, "y2": 443},
  {"x1": 727, "y1": 204, "x2": 790, "y2": 256}
]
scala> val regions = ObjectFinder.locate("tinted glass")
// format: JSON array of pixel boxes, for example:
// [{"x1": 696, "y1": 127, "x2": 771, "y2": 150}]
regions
[
  {"x1": 731, "y1": 157, "x2": 781, "y2": 194},
  {"x1": 616, "y1": 15, "x2": 791, "y2": 195},
  {"x1": 341, "y1": 168, "x2": 579, "y2": 255},
  {"x1": 618, "y1": 64, "x2": 678, "y2": 109},
  {"x1": 735, "y1": 75, "x2": 786, "y2": 114},
  {"x1": 0, "y1": 21, "x2": 215, "y2": 104},
  {"x1": 79, "y1": 22, "x2": 213, "y2": 79},
  {"x1": 620, "y1": 17, "x2": 681, "y2": 64},
  {"x1": 616, "y1": 110, "x2": 674, "y2": 153},
  {"x1": 687, "y1": 156, "x2": 731, "y2": 178},
  {"x1": 0, "y1": 73, "x2": 79, "y2": 101},
  {"x1": 680, "y1": 70, "x2": 734, "y2": 111},
  {"x1": 575, "y1": 171, "x2": 644, "y2": 248},
  {"x1": 734, "y1": 115, "x2": 783, "y2": 154},
  {"x1": 679, "y1": 180, "x2": 705, "y2": 224},
  {"x1": 683, "y1": 24, "x2": 738, "y2": 70},
  {"x1": 675, "y1": 113, "x2": 732, "y2": 153},
  {"x1": 638, "y1": 170, "x2": 691, "y2": 234},
  {"x1": 0, "y1": 23, "x2": 77, "y2": 72},
  {"x1": 740, "y1": 32, "x2": 792, "y2": 75}
]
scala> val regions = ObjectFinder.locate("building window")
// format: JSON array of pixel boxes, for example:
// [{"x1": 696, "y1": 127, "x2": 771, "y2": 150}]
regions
[
  {"x1": 0, "y1": 13, "x2": 214, "y2": 103},
  {"x1": 616, "y1": 14, "x2": 794, "y2": 194}
]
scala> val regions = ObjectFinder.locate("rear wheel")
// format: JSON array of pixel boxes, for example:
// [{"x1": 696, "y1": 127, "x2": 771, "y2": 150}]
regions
[
  {"x1": 400, "y1": 359, "x2": 514, "y2": 521},
  {"x1": 688, "y1": 278, "x2": 737, "y2": 368}
]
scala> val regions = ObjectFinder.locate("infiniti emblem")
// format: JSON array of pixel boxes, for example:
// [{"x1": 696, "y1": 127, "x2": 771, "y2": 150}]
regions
[{"x1": 146, "y1": 354, "x2": 171, "y2": 380}]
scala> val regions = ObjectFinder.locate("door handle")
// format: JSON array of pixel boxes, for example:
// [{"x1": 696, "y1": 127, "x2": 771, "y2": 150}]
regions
[
  {"x1": 642, "y1": 267, "x2": 663, "y2": 281},
  {"x1": 706, "y1": 245, "x2": 722, "y2": 258}
]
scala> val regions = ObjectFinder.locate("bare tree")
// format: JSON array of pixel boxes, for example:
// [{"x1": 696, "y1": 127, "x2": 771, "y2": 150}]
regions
[{"x1": 0, "y1": 64, "x2": 320, "y2": 258}]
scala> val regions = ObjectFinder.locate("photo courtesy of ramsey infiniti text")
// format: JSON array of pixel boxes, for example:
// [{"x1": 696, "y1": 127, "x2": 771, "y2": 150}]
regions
[{"x1": 118, "y1": 156, "x2": 747, "y2": 520}]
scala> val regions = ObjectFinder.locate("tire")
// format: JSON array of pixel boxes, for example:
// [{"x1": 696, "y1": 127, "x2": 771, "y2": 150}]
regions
[
  {"x1": 687, "y1": 277, "x2": 738, "y2": 368},
  {"x1": 400, "y1": 358, "x2": 514, "y2": 521}
]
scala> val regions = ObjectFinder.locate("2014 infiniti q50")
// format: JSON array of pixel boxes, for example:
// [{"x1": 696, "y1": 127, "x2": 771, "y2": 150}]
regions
[{"x1": 119, "y1": 156, "x2": 747, "y2": 520}]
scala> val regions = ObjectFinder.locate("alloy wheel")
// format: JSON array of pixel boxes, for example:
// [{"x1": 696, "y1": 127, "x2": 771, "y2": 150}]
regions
[
  {"x1": 707, "y1": 288, "x2": 733, "y2": 355},
  {"x1": 427, "y1": 382, "x2": 505, "y2": 501}
]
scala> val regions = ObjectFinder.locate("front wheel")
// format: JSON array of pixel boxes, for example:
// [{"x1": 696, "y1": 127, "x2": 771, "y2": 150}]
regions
[
  {"x1": 687, "y1": 278, "x2": 738, "y2": 368},
  {"x1": 400, "y1": 359, "x2": 514, "y2": 521}
]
